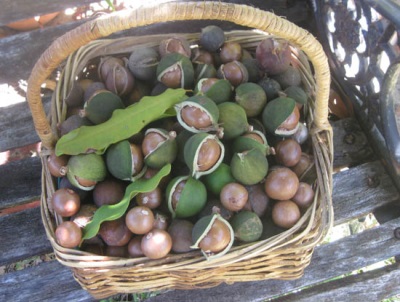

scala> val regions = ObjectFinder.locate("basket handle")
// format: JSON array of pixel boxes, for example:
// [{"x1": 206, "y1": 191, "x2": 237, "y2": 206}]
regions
[{"x1": 27, "y1": 1, "x2": 331, "y2": 149}]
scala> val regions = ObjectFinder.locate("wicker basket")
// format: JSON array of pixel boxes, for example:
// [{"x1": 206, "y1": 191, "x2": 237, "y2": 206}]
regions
[{"x1": 27, "y1": 1, "x2": 334, "y2": 299}]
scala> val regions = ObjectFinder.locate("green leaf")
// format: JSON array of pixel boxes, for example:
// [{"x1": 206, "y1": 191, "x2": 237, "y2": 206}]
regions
[
  {"x1": 56, "y1": 89, "x2": 187, "y2": 156},
  {"x1": 81, "y1": 164, "x2": 171, "y2": 241}
]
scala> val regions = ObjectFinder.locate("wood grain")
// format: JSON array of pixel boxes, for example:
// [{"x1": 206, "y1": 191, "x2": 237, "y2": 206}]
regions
[
  {"x1": 0, "y1": 0, "x2": 100, "y2": 25},
  {"x1": 0, "y1": 20, "x2": 86, "y2": 84},
  {"x1": 276, "y1": 263, "x2": 400, "y2": 301},
  {"x1": 0, "y1": 207, "x2": 52, "y2": 266},
  {"x1": 0, "y1": 260, "x2": 94, "y2": 302},
  {"x1": 332, "y1": 161, "x2": 400, "y2": 225},
  {"x1": 0, "y1": 97, "x2": 50, "y2": 152},
  {"x1": 331, "y1": 118, "x2": 376, "y2": 169},
  {"x1": 0, "y1": 157, "x2": 41, "y2": 209}
]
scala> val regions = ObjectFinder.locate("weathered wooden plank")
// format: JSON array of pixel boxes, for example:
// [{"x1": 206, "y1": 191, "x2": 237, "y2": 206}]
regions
[
  {"x1": 0, "y1": 260, "x2": 94, "y2": 302},
  {"x1": 146, "y1": 217, "x2": 400, "y2": 302},
  {"x1": 0, "y1": 207, "x2": 52, "y2": 266},
  {"x1": 0, "y1": 157, "x2": 41, "y2": 209},
  {"x1": 332, "y1": 161, "x2": 400, "y2": 225},
  {"x1": 0, "y1": 19, "x2": 86, "y2": 84},
  {"x1": 0, "y1": 97, "x2": 50, "y2": 152},
  {"x1": 0, "y1": 0, "x2": 101, "y2": 25},
  {"x1": 0, "y1": 0, "x2": 310, "y2": 26},
  {"x1": 276, "y1": 263, "x2": 400, "y2": 301},
  {"x1": 0, "y1": 0, "x2": 309, "y2": 84},
  {"x1": 331, "y1": 118, "x2": 376, "y2": 169}
]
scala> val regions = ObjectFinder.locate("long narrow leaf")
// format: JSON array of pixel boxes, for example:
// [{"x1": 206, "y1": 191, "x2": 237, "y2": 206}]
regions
[{"x1": 82, "y1": 164, "x2": 171, "y2": 241}]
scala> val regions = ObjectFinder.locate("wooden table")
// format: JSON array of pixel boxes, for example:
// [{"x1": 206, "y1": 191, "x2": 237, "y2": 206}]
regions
[{"x1": 1, "y1": 1, "x2": 399, "y2": 301}]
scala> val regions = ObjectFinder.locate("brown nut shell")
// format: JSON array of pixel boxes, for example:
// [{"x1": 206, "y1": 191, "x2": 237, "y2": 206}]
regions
[
  {"x1": 141, "y1": 229, "x2": 172, "y2": 259},
  {"x1": 55, "y1": 221, "x2": 82, "y2": 248},
  {"x1": 220, "y1": 183, "x2": 248, "y2": 212},
  {"x1": 264, "y1": 167, "x2": 299, "y2": 200},
  {"x1": 198, "y1": 218, "x2": 231, "y2": 253},
  {"x1": 272, "y1": 200, "x2": 301, "y2": 229},
  {"x1": 125, "y1": 206, "x2": 155, "y2": 235},
  {"x1": 275, "y1": 138, "x2": 302, "y2": 167},
  {"x1": 52, "y1": 188, "x2": 81, "y2": 217},
  {"x1": 99, "y1": 217, "x2": 132, "y2": 247},
  {"x1": 292, "y1": 182, "x2": 315, "y2": 208}
]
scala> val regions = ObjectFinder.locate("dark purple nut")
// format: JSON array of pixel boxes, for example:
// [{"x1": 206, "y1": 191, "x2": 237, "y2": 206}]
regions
[
  {"x1": 217, "y1": 60, "x2": 248, "y2": 87},
  {"x1": 83, "y1": 81, "x2": 106, "y2": 102},
  {"x1": 59, "y1": 114, "x2": 93, "y2": 137},
  {"x1": 159, "y1": 36, "x2": 192, "y2": 58},
  {"x1": 105, "y1": 64, "x2": 135, "y2": 97},
  {"x1": 98, "y1": 56, "x2": 124, "y2": 81},
  {"x1": 128, "y1": 47, "x2": 159, "y2": 81},
  {"x1": 93, "y1": 178, "x2": 126, "y2": 207},
  {"x1": 99, "y1": 217, "x2": 133, "y2": 246},
  {"x1": 199, "y1": 25, "x2": 225, "y2": 52},
  {"x1": 64, "y1": 81, "x2": 84, "y2": 107},
  {"x1": 168, "y1": 219, "x2": 194, "y2": 253},
  {"x1": 219, "y1": 42, "x2": 242, "y2": 63},
  {"x1": 257, "y1": 76, "x2": 282, "y2": 101},
  {"x1": 256, "y1": 37, "x2": 291, "y2": 75},
  {"x1": 128, "y1": 236, "x2": 144, "y2": 257},
  {"x1": 192, "y1": 48, "x2": 214, "y2": 65},
  {"x1": 241, "y1": 58, "x2": 263, "y2": 83},
  {"x1": 243, "y1": 184, "x2": 270, "y2": 217}
]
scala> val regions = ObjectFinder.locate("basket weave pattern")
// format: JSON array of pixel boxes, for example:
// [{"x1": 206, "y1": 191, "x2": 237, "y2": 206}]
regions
[{"x1": 28, "y1": 2, "x2": 333, "y2": 299}]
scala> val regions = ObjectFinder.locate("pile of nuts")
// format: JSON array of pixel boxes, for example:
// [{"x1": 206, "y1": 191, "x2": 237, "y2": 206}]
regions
[{"x1": 48, "y1": 25, "x2": 316, "y2": 260}]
